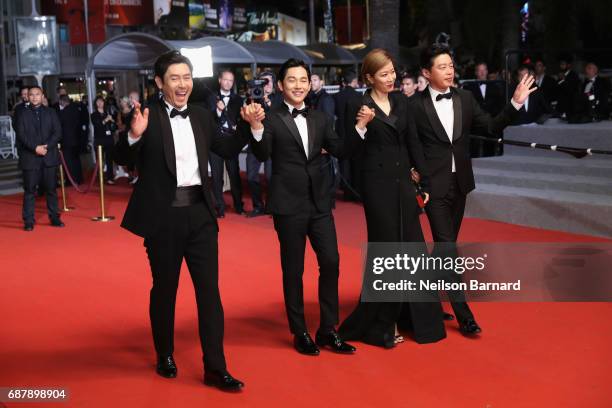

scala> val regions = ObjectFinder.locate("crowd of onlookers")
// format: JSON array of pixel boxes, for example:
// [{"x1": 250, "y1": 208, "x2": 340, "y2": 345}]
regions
[{"x1": 7, "y1": 54, "x2": 611, "y2": 217}]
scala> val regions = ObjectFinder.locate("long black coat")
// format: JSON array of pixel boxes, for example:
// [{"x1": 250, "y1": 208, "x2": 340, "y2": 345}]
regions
[
  {"x1": 58, "y1": 103, "x2": 84, "y2": 148},
  {"x1": 339, "y1": 91, "x2": 445, "y2": 346},
  {"x1": 15, "y1": 105, "x2": 62, "y2": 170},
  {"x1": 116, "y1": 99, "x2": 248, "y2": 238}
]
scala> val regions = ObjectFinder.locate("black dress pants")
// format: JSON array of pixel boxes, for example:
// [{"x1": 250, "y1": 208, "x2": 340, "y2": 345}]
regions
[
  {"x1": 425, "y1": 174, "x2": 474, "y2": 323},
  {"x1": 209, "y1": 152, "x2": 243, "y2": 214},
  {"x1": 144, "y1": 201, "x2": 226, "y2": 371},
  {"x1": 272, "y1": 202, "x2": 340, "y2": 334},
  {"x1": 22, "y1": 165, "x2": 59, "y2": 224}
]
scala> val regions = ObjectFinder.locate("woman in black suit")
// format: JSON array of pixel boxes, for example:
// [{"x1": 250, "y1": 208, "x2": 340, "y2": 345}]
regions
[
  {"x1": 91, "y1": 96, "x2": 116, "y2": 184},
  {"x1": 338, "y1": 49, "x2": 446, "y2": 347}
]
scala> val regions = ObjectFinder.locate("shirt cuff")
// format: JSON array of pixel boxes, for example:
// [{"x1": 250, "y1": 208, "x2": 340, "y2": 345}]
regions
[
  {"x1": 127, "y1": 131, "x2": 140, "y2": 146},
  {"x1": 510, "y1": 99, "x2": 523, "y2": 110},
  {"x1": 216, "y1": 109, "x2": 223, "y2": 117},
  {"x1": 251, "y1": 127, "x2": 264, "y2": 142},
  {"x1": 355, "y1": 126, "x2": 367, "y2": 139}
]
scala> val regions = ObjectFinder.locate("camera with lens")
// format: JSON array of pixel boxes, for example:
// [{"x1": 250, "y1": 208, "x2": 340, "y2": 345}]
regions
[{"x1": 247, "y1": 78, "x2": 268, "y2": 101}]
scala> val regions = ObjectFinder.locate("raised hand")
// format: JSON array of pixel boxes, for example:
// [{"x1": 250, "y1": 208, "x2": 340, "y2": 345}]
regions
[
  {"x1": 356, "y1": 105, "x2": 376, "y2": 129},
  {"x1": 216, "y1": 99, "x2": 225, "y2": 112},
  {"x1": 130, "y1": 101, "x2": 149, "y2": 139},
  {"x1": 512, "y1": 74, "x2": 538, "y2": 105},
  {"x1": 241, "y1": 103, "x2": 265, "y2": 130}
]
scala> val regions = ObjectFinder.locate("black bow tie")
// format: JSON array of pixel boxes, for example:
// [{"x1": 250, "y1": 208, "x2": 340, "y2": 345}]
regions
[
  {"x1": 436, "y1": 92, "x2": 452, "y2": 101},
  {"x1": 169, "y1": 107, "x2": 189, "y2": 119},
  {"x1": 291, "y1": 107, "x2": 309, "y2": 118}
]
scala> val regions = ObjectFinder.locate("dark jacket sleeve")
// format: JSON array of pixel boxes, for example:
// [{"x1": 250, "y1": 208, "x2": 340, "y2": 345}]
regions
[
  {"x1": 244, "y1": 119, "x2": 272, "y2": 162},
  {"x1": 208, "y1": 110, "x2": 249, "y2": 159},
  {"x1": 320, "y1": 94, "x2": 336, "y2": 121},
  {"x1": 344, "y1": 97, "x2": 366, "y2": 158},
  {"x1": 16, "y1": 112, "x2": 37, "y2": 152},
  {"x1": 405, "y1": 113, "x2": 430, "y2": 192},
  {"x1": 469, "y1": 92, "x2": 519, "y2": 137},
  {"x1": 322, "y1": 114, "x2": 344, "y2": 158},
  {"x1": 47, "y1": 109, "x2": 62, "y2": 149}
]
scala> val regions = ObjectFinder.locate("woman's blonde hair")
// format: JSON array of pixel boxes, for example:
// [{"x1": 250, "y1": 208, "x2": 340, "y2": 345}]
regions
[{"x1": 361, "y1": 49, "x2": 394, "y2": 86}]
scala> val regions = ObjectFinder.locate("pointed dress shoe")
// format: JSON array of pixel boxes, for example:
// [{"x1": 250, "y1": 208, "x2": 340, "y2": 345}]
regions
[
  {"x1": 156, "y1": 355, "x2": 177, "y2": 378},
  {"x1": 293, "y1": 332, "x2": 320, "y2": 355},
  {"x1": 315, "y1": 330, "x2": 356, "y2": 354},
  {"x1": 204, "y1": 370, "x2": 244, "y2": 392},
  {"x1": 459, "y1": 319, "x2": 482, "y2": 336},
  {"x1": 50, "y1": 218, "x2": 65, "y2": 227},
  {"x1": 24, "y1": 223, "x2": 34, "y2": 231},
  {"x1": 443, "y1": 312, "x2": 455, "y2": 321}
]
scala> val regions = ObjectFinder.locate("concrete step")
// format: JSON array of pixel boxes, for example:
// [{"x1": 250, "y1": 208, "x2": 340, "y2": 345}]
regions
[
  {"x1": 474, "y1": 167, "x2": 612, "y2": 196},
  {"x1": 473, "y1": 156, "x2": 612, "y2": 178},
  {"x1": 466, "y1": 183, "x2": 612, "y2": 238}
]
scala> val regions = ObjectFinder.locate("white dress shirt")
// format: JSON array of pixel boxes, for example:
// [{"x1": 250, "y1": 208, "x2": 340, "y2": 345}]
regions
[
  {"x1": 251, "y1": 99, "x2": 365, "y2": 152},
  {"x1": 128, "y1": 101, "x2": 201, "y2": 187},
  {"x1": 217, "y1": 90, "x2": 232, "y2": 128},
  {"x1": 479, "y1": 83, "x2": 487, "y2": 99}
]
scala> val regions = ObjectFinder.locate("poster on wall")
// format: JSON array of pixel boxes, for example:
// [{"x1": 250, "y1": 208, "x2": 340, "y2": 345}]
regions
[
  {"x1": 107, "y1": 0, "x2": 154, "y2": 25},
  {"x1": 154, "y1": 0, "x2": 188, "y2": 25},
  {"x1": 14, "y1": 16, "x2": 60, "y2": 76}
]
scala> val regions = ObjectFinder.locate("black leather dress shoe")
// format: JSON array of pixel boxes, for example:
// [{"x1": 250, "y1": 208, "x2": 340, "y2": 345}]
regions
[
  {"x1": 235, "y1": 207, "x2": 245, "y2": 215},
  {"x1": 24, "y1": 223, "x2": 34, "y2": 231},
  {"x1": 216, "y1": 213, "x2": 225, "y2": 219},
  {"x1": 293, "y1": 332, "x2": 320, "y2": 355},
  {"x1": 204, "y1": 370, "x2": 244, "y2": 392},
  {"x1": 443, "y1": 312, "x2": 455, "y2": 321},
  {"x1": 50, "y1": 218, "x2": 65, "y2": 227},
  {"x1": 459, "y1": 319, "x2": 482, "y2": 336},
  {"x1": 246, "y1": 208, "x2": 265, "y2": 218},
  {"x1": 315, "y1": 330, "x2": 356, "y2": 354},
  {"x1": 156, "y1": 355, "x2": 177, "y2": 378}
]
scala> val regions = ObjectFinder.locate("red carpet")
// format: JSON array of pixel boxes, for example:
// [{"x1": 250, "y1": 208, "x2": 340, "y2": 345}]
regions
[{"x1": 1, "y1": 183, "x2": 611, "y2": 407}]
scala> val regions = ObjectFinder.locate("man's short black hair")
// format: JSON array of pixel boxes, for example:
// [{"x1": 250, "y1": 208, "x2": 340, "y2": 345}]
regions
[
  {"x1": 218, "y1": 68, "x2": 234, "y2": 78},
  {"x1": 401, "y1": 72, "x2": 417, "y2": 82},
  {"x1": 277, "y1": 59, "x2": 311, "y2": 83},
  {"x1": 420, "y1": 43, "x2": 452, "y2": 70},
  {"x1": 28, "y1": 85, "x2": 43, "y2": 92},
  {"x1": 343, "y1": 70, "x2": 357, "y2": 84},
  {"x1": 19, "y1": 86, "x2": 30, "y2": 92},
  {"x1": 154, "y1": 50, "x2": 193, "y2": 80}
]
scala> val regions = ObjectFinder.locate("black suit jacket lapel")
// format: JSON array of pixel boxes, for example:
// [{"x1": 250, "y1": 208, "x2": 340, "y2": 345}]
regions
[
  {"x1": 422, "y1": 89, "x2": 451, "y2": 143},
  {"x1": 363, "y1": 92, "x2": 398, "y2": 131},
  {"x1": 188, "y1": 109, "x2": 209, "y2": 182},
  {"x1": 277, "y1": 107, "x2": 307, "y2": 159},
  {"x1": 306, "y1": 114, "x2": 315, "y2": 160},
  {"x1": 452, "y1": 90, "x2": 463, "y2": 142},
  {"x1": 156, "y1": 102, "x2": 177, "y2": 178}
]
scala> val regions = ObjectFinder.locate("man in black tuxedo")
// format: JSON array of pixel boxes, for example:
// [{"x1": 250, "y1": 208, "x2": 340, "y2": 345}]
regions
[
  {"x1": 534, "y1": 59, "x2": 557, "y2": 105},
  {"x1": 208, "y1": 69, "x2": 244, "y2": 217},
  {"x1": 243, "y1": 59, "x2": 356, "y2": 356},
  {"x1": 463, "y1": 62, "x2": 504, "y2": 157},
  {"x1": 333, "y1": 71, "x2": 361, "y2": 201},
  {"x1": 556, "y1": 57, "x2": 581, "y2": 118},
  {"x1": 15, "y1": 86, "x2": 64, "y2": 231},
  {"x1": 513, "y1": 66, "x2": 553, "y2": 125},
  {"x1": 57, "y1": 95, "x2": 85, "y2": 184},
  {"x1": 409, "y1": 43, "x2": 535, "y2": 336},
  {"x1": 117, "y1": 51, "x2": 246, "y2": 392},
  {"x1": 580, "y1": 62, "x2": 610, "y2": 121}
]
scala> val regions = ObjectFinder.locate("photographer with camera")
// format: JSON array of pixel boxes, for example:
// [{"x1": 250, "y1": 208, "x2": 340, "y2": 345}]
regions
[
  {"x1": 245, "y1": 71, "x2": 282, "y2": 217},
  {"x1": 207, "y1": 69, "x2": 245, "y2": 217}
]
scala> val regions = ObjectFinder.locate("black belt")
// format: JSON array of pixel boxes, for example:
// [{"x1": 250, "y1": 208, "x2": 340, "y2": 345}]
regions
[{"x1": 172, "y1": 185, "x2": 204, "y2": 207}]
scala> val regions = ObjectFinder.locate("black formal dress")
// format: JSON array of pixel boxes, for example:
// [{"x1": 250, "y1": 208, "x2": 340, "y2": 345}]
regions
[
  {"x1": 338, "y1": 91, "x2": 446, "y2": 347},
  {"x1": 15, "y1": 104, "x2": 62, "y2": 224},
  {"x1": 247, "y1": 102, "x2": 345, "y2": 335},
  {"x1": 116, "y1": 99, "x2": 248, "y2": 372},
  {"x1": 207, "y1": 91, "x2": 245, "y2": 215},
  {"x1": 408, "y1": 86, "x2": 518, "y2": 324}
]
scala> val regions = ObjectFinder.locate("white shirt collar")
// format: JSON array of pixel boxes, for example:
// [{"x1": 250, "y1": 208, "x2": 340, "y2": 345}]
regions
[
  {"x1": 220, "y1": 90, "x2": 231, "y2": 97},
  {"x1": 284, "y1": 100, "x2": 306, "y2": 112},
  {"x1": 428, "y1": 85, "x2": 451, "y2": 102},
  {"x1": 164, "y1": 99, "x2": 188, "y2": 113}
]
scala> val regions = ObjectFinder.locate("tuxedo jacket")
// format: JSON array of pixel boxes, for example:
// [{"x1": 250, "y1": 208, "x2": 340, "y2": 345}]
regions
[
  {"x1": 408, "y1": 87, "x2": 518, "y2": 198},
  {"x1": 463, "y1": 80, "x2": 504, "y2": 116},
  {"x1": 247, "y1": 104, "x2": 344, "y2": 215},
  {"x1": 118, "y1": 100, "x2": 249, "y2": 238},
  {"x1": 15, "y1": 105, "x2": 62, "y2": 170},
  {"x1": 582, "y1": 76, "x2": 611, "y2": 119},
  {"x1": 514, "y1": 89, "x2": 553, "y2": 125},
  {"x1": 208, "y1": 91, "x2": 243, "y2": 130}
]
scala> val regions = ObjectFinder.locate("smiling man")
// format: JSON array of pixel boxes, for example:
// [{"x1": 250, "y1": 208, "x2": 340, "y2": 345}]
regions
[
  {"x1": 117, "y1": 51, "x2": 259, "y2": 392},
  {"x1": 240, "y1": 59, "x2": 356, "y2": 356}
]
